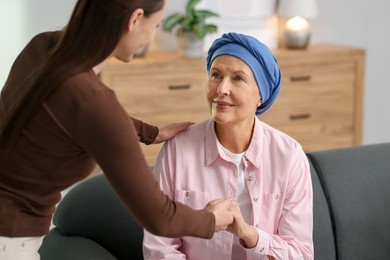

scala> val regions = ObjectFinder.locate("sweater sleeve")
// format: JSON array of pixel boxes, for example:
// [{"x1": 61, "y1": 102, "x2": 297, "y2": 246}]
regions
[
  {"x1": 129, "y1": 116, "x2": 159, "y2": 145},
  {"x1": 73, "y1": 86, "x2": 215, "y2": 239}
]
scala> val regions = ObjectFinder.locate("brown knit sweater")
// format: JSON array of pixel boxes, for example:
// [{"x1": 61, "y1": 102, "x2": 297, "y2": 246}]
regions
[{"x1": 0, "y1": 32, "x2": 214, "y2": 238}]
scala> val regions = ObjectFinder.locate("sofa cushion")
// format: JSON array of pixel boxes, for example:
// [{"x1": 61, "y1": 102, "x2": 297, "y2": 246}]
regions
[{"x1": 307, "y1": 143, "x2": 390, "y2": 260}]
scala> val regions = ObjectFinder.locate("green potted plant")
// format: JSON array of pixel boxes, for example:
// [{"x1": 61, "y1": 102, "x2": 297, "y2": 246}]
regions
[{"x1": 163, "y1": 0, "x2": 219, "y2": 57}]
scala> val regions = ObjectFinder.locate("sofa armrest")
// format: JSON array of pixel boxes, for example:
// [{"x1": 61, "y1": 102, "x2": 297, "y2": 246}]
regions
[
  {"x1": 39, "y1": 174, "x2": 144, "y2": 259},
  {"x1": 307, "y1": 143, "x2": 390, "y2": 260}
]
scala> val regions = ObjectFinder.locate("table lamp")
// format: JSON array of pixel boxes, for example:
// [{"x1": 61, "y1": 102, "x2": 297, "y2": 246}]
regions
[{"x1": 277, "y1": 0, "x2": 318, "y2": 49}]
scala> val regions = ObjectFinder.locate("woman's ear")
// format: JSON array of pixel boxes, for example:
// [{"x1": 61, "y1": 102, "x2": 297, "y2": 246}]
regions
[
  {"x1": 128, "y1": 8, "x2": 144, "y2": 32},
  {"x1": 257, "y1": 98, "x2": 262, "y2": 107}
]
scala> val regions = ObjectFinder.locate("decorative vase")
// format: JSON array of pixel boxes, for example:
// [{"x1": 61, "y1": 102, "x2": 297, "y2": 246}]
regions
[{"x1": 178, "y1": 32, "x2": 204, "y2": 58}]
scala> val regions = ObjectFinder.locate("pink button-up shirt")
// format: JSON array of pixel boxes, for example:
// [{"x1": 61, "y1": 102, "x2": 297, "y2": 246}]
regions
[{"x1": 143, "y1": 118, "x2": 313, "y2": 260}]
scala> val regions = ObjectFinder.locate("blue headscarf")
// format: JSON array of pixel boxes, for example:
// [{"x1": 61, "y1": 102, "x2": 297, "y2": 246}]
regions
[{"x1": 206, "y1": 33, "x2": 281, "y2": 115}]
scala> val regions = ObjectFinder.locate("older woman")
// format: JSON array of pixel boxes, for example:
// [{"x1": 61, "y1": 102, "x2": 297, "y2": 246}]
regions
[{"x1": 143, "y1": 33, "x2": 313, "y2": 260}]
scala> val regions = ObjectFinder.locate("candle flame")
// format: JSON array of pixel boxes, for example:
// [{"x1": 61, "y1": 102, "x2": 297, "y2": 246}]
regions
[{"x1": 286, "y1": 16, "x2": 309, "y2": 31}]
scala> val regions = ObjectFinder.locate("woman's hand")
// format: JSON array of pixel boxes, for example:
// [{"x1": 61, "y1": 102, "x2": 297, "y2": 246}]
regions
[
  {"x1": 227, "y1": 201, "x2": 259, "y2": 248},
  {"x1": 204, "y1": 198, "x2": 234, "y2": 232},
  {"x1": 153, "y1": 121, "x2": 194, "y2": 144}
]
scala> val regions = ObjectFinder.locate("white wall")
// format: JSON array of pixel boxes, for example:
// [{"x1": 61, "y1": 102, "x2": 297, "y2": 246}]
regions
[
  {"x1": 0, "y1": 0, "x2": 76, "y2": 86},
  {"x1": 0, "y1": 1, "x2": 26, "y2": 87},
  {"x1": 1, "y1": 0, "x2": 389, "y2": 145}
]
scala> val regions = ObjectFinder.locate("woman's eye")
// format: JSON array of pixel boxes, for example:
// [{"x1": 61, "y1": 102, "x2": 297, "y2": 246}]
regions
[
  {"x1": 234, "y1": 75, "x2": 244, "y2": 81},
  {"x1": 210, "y1": 72, "x2": 221, "y2": 79}
]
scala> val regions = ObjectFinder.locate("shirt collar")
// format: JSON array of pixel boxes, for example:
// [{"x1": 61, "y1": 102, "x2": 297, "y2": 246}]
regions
[
  {"x1": 244, "y1": 117, "x2": 263, "y2": 168},
  {"x1": 204, "y1": 117, "x2": 264, "y2": 168},
  {"x1": 204, "y1": 119, "x2": 224, "y2": 166}
]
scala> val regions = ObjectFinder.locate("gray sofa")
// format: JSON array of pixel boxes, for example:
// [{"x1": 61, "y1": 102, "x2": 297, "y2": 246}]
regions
[{"x1": 39, "y1": 143, "x2": 390, "y2": 259}]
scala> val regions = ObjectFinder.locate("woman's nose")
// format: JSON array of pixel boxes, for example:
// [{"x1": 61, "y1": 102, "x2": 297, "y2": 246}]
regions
[{"x1": 217, "y1": 80, "x2": 230, "y2": 96}]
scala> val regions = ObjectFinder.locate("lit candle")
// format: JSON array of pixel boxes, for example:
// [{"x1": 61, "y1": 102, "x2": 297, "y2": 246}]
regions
[
  {"x1": 284, "y1": 16, "x2": 311, "y2": 49},
  {"x1": 286, "y1": 16, "x2": 309, "y2": 32}
]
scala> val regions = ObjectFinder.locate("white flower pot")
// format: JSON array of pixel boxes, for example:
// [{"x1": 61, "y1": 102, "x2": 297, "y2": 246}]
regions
[{"x1": 178, "y1": 32, "x2": 204, "y2": 58}]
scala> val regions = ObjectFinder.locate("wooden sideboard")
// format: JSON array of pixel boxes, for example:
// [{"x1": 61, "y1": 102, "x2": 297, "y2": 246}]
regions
[{"x1": 99, "y1": 45, "x2": 365, "y2": 166}]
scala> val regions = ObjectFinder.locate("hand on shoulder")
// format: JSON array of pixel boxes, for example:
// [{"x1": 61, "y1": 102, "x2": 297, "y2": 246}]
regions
[{"x1": 153, "y1": 121, "x2": 194, "y2": 144}]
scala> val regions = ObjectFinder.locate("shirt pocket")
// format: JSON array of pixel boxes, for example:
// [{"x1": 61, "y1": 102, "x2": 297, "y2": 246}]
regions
[
  {"x1": 260, "y1": 193, "x2": 285, "y2": 214},
  {"x1": 175, "y1": 190, "x2": 211, "y2": 210},
  {"x1": 261, "y1": 193, "x2": 285, "y2": 204}
]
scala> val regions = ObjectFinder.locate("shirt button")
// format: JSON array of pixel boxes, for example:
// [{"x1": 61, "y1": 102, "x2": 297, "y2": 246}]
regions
[
  {"x1": 253, "y1": 197, "x2": 259, "y2": 202},
  {"x1": 185, "y1": 191, "x2": 190, "y2": 197},
  {"x1": 255, "y1": 224, "x2": 259, "y2": 228},
  {"x1": 248, "y1": 176, "x2": 253, "y2": 181}
]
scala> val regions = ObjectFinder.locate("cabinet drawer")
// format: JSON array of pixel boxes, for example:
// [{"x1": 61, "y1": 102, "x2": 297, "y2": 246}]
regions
[
  {"x1": 299, "y1": 134, "x2": 354, "y2": 151},
  {"x1": 111, "y1": 72, "x2": 208, "y2": 116},
  {"x1": 260, "y1": 99, "x2": 354, "y2": 150},
  {"x1": 277, "y1": 62, "x2": 355, "y2": 104}
]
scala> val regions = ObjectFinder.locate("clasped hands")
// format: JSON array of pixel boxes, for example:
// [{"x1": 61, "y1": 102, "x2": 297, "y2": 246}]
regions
[{"x1": 205, "y1": 198, "x2": 259, "y2": 249}]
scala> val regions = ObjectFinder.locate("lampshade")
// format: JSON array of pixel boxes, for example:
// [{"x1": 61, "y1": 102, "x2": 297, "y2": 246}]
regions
[{"x1": 278, "y1": 0, "x2": 318, "y2": 19}]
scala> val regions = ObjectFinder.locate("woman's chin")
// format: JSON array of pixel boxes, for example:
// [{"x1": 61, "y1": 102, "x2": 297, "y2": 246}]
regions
[
  {"x1": 124, "y1": 55, "x2": 134, "y2": 63},
  {"x1": 212, "y1": 113, "x2": 231, "y2": 124},
  {"x1": 115, "y1": 54, "x2": 134, "y2": 63}
]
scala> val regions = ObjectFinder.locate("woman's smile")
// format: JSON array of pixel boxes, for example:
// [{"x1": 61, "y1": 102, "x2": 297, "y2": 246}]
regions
[{"x1": 213, "y1": 100, "x2": 234, "y2": 110}]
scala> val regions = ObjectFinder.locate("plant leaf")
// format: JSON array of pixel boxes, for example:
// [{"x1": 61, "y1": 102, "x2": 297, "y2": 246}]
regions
[
  {"x1": 193, "y1": 24, "x2": 206, "y2": 39},
  {"x1": 204, "y1": 24, "x2": 218, "y2": 33},
  {"x1": 163, "y1": 14, "x2": 186, "y2": 31},
  {"x1": 186, "y1": 0, "x2": 200, "y2": 20},
  {"x1": 163, "y1": 0, "x2": 219, "y2": 38},
  {"x1": 194, "y1": 10, "x2": 219, "y2": 20}
]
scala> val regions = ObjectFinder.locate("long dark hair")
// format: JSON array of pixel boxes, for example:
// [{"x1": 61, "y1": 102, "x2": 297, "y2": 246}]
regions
[{"x1": 0, "y1": 0, "x2": 164, "y2": 151}]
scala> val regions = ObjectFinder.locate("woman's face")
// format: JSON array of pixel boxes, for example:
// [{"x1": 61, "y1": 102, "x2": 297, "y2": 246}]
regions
[
  {"x1": 206, "y1": 55, "x2": 262, "y2": 126},
  {"x1": 113, "y1": 0, "x2": 167, "y2": 62}
]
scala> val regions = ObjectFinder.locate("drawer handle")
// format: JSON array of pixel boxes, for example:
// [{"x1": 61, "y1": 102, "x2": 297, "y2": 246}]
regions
[
  {"x1": 168, "y1": 84, "x2": 191, "y2": 90},
  {"x1": 289, "y1": 113, "x2": 310, "y2": 120},
  {"x1": 290, "y1": 75, "x2": 311, "y2": 82}
]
